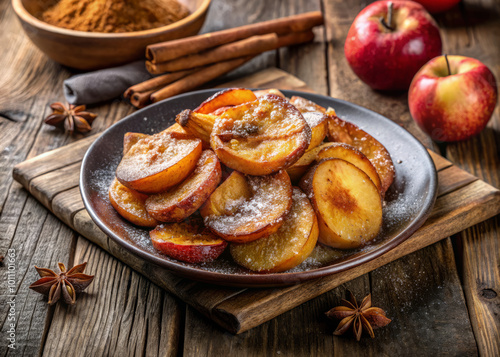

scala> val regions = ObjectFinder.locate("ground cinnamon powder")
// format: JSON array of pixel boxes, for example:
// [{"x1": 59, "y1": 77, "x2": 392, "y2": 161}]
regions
[{"x1": 41, "y1": 0, "x2": 190, "y2": 33}]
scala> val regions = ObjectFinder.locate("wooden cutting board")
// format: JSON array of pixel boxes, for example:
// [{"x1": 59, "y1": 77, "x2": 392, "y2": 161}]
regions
[{"x1": 12, "y1": 68, "x2": 500, "y2": 334}]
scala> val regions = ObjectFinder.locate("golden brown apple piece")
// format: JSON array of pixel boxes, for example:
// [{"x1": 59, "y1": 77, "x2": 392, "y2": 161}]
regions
[
  {"x1": 200, "y1": 170, "x2": 293, "y2": 243},
  {"x1": 286, "y1": 143, "x2": 335, "y2": 182},
  {"x1": 176, "y1": 110, "x2": 216, "y2": 148},
  {"x1": 316, "y1": 143, "x2": 382, "y2": 193},
  {"x1": 162, "y1": 122, "x2": 188, "y2": 135},
  {"x1": 108, "y1": 178, "x2": 159, "y2": 227},
  {"x1": 326, "y1": 109, "x2": 395, "y2": 195},
  {"x1": 211, "y1": 94, "x2": 311, "y2": 176},
  {"x1": 145, "y1": 150, "x2": 222, "y2": 222},
  {"x1": 290, "y1": 96, "x2": 328, "y2": 150},
  {"x1": 300, "y1": 158, "x2": 382, "y2": 249},
  {"x1": 230, "y1": 187, "x2": 319, "y2": 273},
  {"x1": 289, "y1": 95, "x2": 326, "y2": 114},
  {"x1": 116, "y1": 131, "x2": 202, "y2": 194},
  {"x1": 253, "y1": 88, "x2": 286, "y2": 99},
  {"x1": 194, "y1": 88, "x2": 257, "y2": 114},
  {"x1": 150, "y1": 221, "x2": 227, "y2": 263},
  {"x1": 123, "y1": 132, "x2": 149, "y2": 155}
]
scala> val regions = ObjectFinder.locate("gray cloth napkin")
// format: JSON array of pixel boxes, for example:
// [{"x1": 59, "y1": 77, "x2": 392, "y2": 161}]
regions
[{"x1": 63, "y1": 61, "x2": 153, "y2": 105}]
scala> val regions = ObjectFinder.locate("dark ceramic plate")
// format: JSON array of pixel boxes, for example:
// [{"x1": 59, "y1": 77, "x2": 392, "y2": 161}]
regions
[{"x1": 80, "y1": 89, "x2": 437, "y2": 287}]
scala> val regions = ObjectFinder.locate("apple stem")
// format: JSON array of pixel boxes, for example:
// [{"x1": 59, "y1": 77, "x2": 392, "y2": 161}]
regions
[
  {"x1": 380, "y1": 2, "x2": 394, "y2": 31},
  {"x1": 444, "y1": 54, "x2": 451, "y2": 76}
]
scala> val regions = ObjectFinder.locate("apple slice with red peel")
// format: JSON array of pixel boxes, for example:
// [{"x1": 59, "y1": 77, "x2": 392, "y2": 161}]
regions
[
  {"x1": 201, "y1": 170, "x2": 293, "y2": 243},
  {"x1": 108, "y1": 178, "x2": 158, "y2": 227},
  {"x1": 116, "y1": 131, "x2": 202, "y2": 194},
  {"x1": 230, "y1": 187, "x2": 319, "y2": 273},
  {"x1": 326, "y1": 109, "x2": 394, "y2": 196},
  {"x1": 300, "y1": 158, "x2": 383, "y2": 249},
  {"x1": 150, "y1": 222, "x2": 227, "y2": 263},
  {"x1": 316, "y1": 142, "x2": 382, "y2": 193},
  {"x1": 210, "y1": 94, "x2": 311, "y2": 176},
  {"x1": 145, "y1": 150, "x2": 222, "y2": 222},
  {"x1": 194, "y1": 88, "x2": 257, "y2": 114}
]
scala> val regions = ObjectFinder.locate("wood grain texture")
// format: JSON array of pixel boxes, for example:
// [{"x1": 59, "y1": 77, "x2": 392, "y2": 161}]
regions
[
  {"x1": 41, "y1": 238, "x2": 182, "y2": 356},
  {"x1": 11, "y1": 47, "x2": 500, "y2": 342},
  {"x1": 437, "y1": 0, "x2": 500, "y2": 354}
]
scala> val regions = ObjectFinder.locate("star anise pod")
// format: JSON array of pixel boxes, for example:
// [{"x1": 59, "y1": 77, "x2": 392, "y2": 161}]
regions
[
  {"x1": 29, "y1": 262, "x2": 94, "y2": 305},
  {"x1": 326, "y1": 290, "x2": 391, "y2": 341},
  {"x1": 44, "y1": 102, "x2": 97, "y2": 134}
]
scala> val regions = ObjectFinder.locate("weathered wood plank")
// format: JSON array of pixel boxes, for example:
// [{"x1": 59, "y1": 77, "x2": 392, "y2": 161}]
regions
[
  {"x1": 41, "y1": 237, "x2": 182, "y2": 356},
  {"x1": 438, "y1": 0, "x2": 500, "y2": 354}
]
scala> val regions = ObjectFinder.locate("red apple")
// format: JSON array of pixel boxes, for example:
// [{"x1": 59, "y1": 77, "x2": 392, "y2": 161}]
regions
[
  {"x1": 150, "y1": 222, "x2": 227, "y2": 263},
  {"x1": 412, "y1": 0, "x2": 461, "y2": 14},
  {"x1": 409, "y1": 55, "x2": 498, "y2": 142},
  {"x1": 344, "y1": 0, "x2": 442, "y2": 90}
]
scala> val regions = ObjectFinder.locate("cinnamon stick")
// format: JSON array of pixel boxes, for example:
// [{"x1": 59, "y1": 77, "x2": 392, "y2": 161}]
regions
[
  {"x1": 150, "y1": 56, "x2": 254, "y2": 103},
  {"x1": 146, "y1": 11, "x2": 323, "y2": 63},
  {"x1": 130, "y1": 90, "x2": 155, "y2": 109},
  {"x1": 124, "y1": 69, "x2": 195, "y2": 98},
  {"x1": 147, "y1": 30, "x2": 315, "y2": 75},
  {"x1": 147, "y1": 33, "x2": 279, "y2": 74}
]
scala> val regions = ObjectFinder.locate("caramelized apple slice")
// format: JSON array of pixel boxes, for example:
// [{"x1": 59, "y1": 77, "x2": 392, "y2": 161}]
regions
[
  {"x1": 211, "y1": 94, "x2": 311, "y2": 175},
  {"x1": 162, "y1": 122, "x2": 188, "y2": 134},
  {"x1": 116, "y1": 131, "x2": 202, "y2": 194},
  {"x1": 108, "y1": 178, "x2": 158, "y2": 227},
  {"x1": 176, "y1": 110, "x2": 216, "y2": 148},
  {"x1": 230, "y1": 187, "x2": 319, "y2": 273},
  {"x1": 300, "y1": 159, "x2": 382, "y2": 249},
  {"x1": 316, "y1": 142, "x2": 382, "y2": 192},
  {"x1": 290, "y1": 96, "x2": 328, "y2": 150},
  {"x1": 326, "y1": 109, "x2": 395, "y2": 195},
  {"x1": 123, "y1": 132, "x2": 149, "y2": 155},
  {"x1": 150, "y1": 221, "x2": 227, "y2": 263},
  {"x1": 201, "y1": 170, "x2": 293, "y2": 243},
  {"x1": 145, "y1": 150, "x2": 222, "y2": 222},
  {"x1": 286, "y1": 143, "x2": 335, "y2": 182},
  {"x1": 253, "y1": 88, "x2": 286, "y2": 99},
  {"x1": 289, "y1": 96, "x2": 326, "y2": 114},
  {"x1": 194, "y1": 88, "x2": 257, "y2": 114}
]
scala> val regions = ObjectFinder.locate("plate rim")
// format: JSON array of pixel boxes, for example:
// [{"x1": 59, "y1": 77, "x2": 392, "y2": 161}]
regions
[{"x1": 80, "y1": 88, "x2": 438, "y2": 287}]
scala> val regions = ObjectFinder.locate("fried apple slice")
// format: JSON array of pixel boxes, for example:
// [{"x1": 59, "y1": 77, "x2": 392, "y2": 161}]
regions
[
  {"x1": 326, "y1": 109, "x2": 395, "y2": 195},
  {"x1": 162, "y1": 122, "x2": 188, "y2": 134},
  {"x1": 201, "y1": 170, "x2": 293, "y2": 243},
  {"x1": 290, "y1": 96, "x2": 326, "y2": 114},
  {"x1": 290, "y1": 96, "x2": 328, "y2": 150},
  {"x1": 254, "y1": 88, "x2": 286, "y2": 99},
  {"x1": 300, "y1": 159, "x2": 382, "y2": 249},
  {"x1": 194, "y1": 88, "x2": 257, "y2": 114},
  {"x1": 108, "y1": 178, "x2": 158, "y2": 227},
  {"x1": 116, "y1": 131, "x2": 202, "y2": 194},
  {"x1": 316, "y1": 143, "x2": 382, "y2": 192},
  {"x1": 123, "y1": 132, "x2": 149, "y2": 155},
  {"x1": 211, "y1": 94, "x2": 311, "y2": 175},
  {"x1": 230, "y1": 187, "x2": 319, "y2": 273},
  {"x1": 176, "y1": 109, "x2": 216, "y2": 148},
  {"x1": 145, "y1": 150, "x2": 222, "y2": 222},
  {"x1": 286, "y1": 143, "x2": 335, "y2": 182},
  {"x1": 150, "y1": 221, "x2": 227, "y2": 263}
]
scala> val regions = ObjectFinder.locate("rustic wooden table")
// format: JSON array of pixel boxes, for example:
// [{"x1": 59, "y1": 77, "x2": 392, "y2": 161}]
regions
[{"x1": 0, "y1": 0, "x2": 499, "y2": 356}]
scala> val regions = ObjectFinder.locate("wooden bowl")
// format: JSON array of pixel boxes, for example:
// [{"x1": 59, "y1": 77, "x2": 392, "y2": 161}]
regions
[{"x1": 12, "y1": 0, "x2": 211, "y2": 70}]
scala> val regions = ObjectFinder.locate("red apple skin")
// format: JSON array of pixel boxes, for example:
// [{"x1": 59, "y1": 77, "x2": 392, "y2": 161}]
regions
[
  {"x1": 412, "y1": 0, "x2": 460, "y2": 14},
  {"x1": 409, "y1": 55, "x2": 498, "y2": 142},
  {"x1": 345, "y1": 0, "x2": 442, "y2": 90}
]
